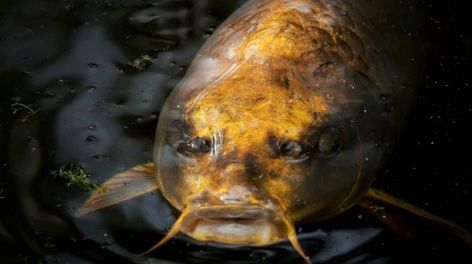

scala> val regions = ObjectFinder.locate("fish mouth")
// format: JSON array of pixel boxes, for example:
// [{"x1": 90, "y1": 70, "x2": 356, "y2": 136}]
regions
[
  {"x1": 179, "y1": 205, "x2": 287, "y2": 246},
  {"x1": 143, "y1": 204, "x2": 311, "y2": 263}
]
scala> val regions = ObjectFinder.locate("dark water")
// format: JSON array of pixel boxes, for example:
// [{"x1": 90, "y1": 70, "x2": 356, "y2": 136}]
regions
[{"x1": 0, "y1": 0, "x2": 471, "y2": 263}]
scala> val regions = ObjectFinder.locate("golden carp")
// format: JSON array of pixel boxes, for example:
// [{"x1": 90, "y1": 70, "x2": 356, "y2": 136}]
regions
[{"x1": 76, "y1": 0, "x2": 471, "y2": 262}]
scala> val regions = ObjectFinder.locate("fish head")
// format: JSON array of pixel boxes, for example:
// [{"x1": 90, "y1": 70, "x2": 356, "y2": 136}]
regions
[
  {"x1": 151, "y1": 0, "x2": 392, "y2": 248},
  {"x1": 153, "y1": 56, "x2": 387, "y2": 246}
]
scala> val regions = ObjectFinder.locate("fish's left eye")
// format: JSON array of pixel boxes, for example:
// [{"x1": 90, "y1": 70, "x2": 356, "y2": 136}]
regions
[
  {"x1": 278, "y1": 141, "x2": 308, "y2": 160},
  {"x1": 317, "y1": 127, "x2": 342, "y2": 155},
  {"x1": 178, "y1": 137, "x2": 211, "y2": 155}
]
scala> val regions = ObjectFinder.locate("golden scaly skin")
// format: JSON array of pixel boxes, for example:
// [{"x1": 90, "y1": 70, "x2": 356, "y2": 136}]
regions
[{"x1": 154, "y1": 0, "x2": 393, "y2": 254}]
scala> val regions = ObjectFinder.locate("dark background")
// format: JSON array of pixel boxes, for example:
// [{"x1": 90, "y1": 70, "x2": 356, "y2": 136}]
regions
[{"x1": 0, "y1": 0, "x2": 471, "y2": 263}]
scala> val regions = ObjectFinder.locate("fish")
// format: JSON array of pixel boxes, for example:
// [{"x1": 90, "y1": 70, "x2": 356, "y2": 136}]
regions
[{"x1": 76, "y1": 0, "x2": 472, "y2": 262}]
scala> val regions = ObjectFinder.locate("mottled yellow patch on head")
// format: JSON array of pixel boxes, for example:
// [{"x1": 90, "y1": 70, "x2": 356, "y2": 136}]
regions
[
  {"x1": 186, "y1": 62, "x2": 328, "y2": 151},
  {"x1": 178, "y1": 61, "x2": 329, "y2": 212}
]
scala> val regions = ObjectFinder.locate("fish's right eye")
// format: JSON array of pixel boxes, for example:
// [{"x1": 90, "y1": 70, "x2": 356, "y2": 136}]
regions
[{"x1": 177, "y1": 137, "x2": 212, "y2": 155}]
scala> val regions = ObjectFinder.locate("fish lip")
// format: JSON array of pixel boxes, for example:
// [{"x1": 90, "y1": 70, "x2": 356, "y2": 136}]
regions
[
  {"x1": 180, "y1": 204, "x2": 287, "y2": 246},
  {"x1": 193, "y1": 205, "x2": 274, "y2": 222}
]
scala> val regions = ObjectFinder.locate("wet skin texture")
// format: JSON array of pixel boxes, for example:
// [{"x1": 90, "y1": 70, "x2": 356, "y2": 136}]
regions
[{"x1": 154, "y1": 0, "x2": 411, "y2": 248}]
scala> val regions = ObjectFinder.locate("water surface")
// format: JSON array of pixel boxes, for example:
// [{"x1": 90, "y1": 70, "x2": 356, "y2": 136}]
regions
[{"x1": 0, "y1": 0, "x2": 471, "y2": 263}]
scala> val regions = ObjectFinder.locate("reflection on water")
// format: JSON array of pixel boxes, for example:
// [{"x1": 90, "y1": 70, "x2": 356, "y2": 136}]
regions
[{"x1": 0, "y1": 0, "x2": 470, "y2": 263}]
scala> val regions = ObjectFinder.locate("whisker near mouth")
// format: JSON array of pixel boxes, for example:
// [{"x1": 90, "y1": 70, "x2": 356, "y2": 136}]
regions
[
  {"x1": 141, "y1": 209, "x2": 189, "y2": 255},
  {"x1": 178, "y1": 204, "x2": 286, "y2": 246},
  {"x1": 282, "y1": 215, "x2": 312, "y2": 264},
  {"x1": 142, "y1": 204, "x2": 311, "y2": 263}
]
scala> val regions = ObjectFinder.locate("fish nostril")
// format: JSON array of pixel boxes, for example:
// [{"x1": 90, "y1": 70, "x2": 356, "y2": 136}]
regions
[{"x1": 219, "y1": 186, "x2": 253, "y2": 203}]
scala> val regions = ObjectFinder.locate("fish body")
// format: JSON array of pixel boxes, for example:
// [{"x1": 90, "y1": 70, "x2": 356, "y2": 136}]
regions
[
  {"x1": 77, "y1": 0, "x2": 470, "y2": 262},
  {"x1": 155, "y1": 0, "x2": 407, "y2": 244}
]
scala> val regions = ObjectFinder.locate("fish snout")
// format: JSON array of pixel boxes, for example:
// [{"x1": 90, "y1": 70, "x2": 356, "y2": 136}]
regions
[{"x1": 211, "y1": 162, "x2": 262, "y2": 204}]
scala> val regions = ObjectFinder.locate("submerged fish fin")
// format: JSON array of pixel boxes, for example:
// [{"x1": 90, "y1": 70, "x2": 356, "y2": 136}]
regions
[
  {"x1": 75, "y1": 163, "x2": 157, "y2": 217},
  {"x1": 364, "y1": 188, "x2": 472, "y2": 245},
  {"x1": 358, "y1": 199, "x2": 412, "y2": 239}
]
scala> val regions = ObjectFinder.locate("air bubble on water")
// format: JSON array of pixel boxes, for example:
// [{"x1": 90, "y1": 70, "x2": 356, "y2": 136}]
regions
[
  {"x1": 86, "y1": 136, "x2": 97, "y2": 143},
  {"x1": 88, "y1": 124, "x2": 96, "y2": 130},
  {"x1": 45, "y1": 89, "x2": 56, "y2": 97},
  {"x1": 150, "y1": 112, "x2": 159, "y2": 119},
  {"x1": 203, "y1": 27, "x2": 216, "y2": 38},
  {"x1": 88, "y1": 85, "x2": 96, "y2": 91},
  {"x1": 135, "y1": 116, "x2": 144, "y2": 123},
  {"x1": 249, "y1": 251, "x2": 266, "y2": 260},
  {"x1": 88, "y1": 63, "x2": 98, "y2": 69},
  {"x1": 21, "y1": 67, "x2": 32, "y2": 75},
  {"x1": 64, "y1": 3, "x2": 75, "y2": 11}
]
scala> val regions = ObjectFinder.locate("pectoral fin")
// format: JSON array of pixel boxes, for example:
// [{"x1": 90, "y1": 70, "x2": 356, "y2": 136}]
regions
[
  {"x1": 363, "y1": 188, "x2": 472, "y2": 245},
  {"x1": 75, "y1": 163, "x2": 158, "y2": 217},
  {"x1": 358, "y1": 199, "x2": 412, "y2": 239}
]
